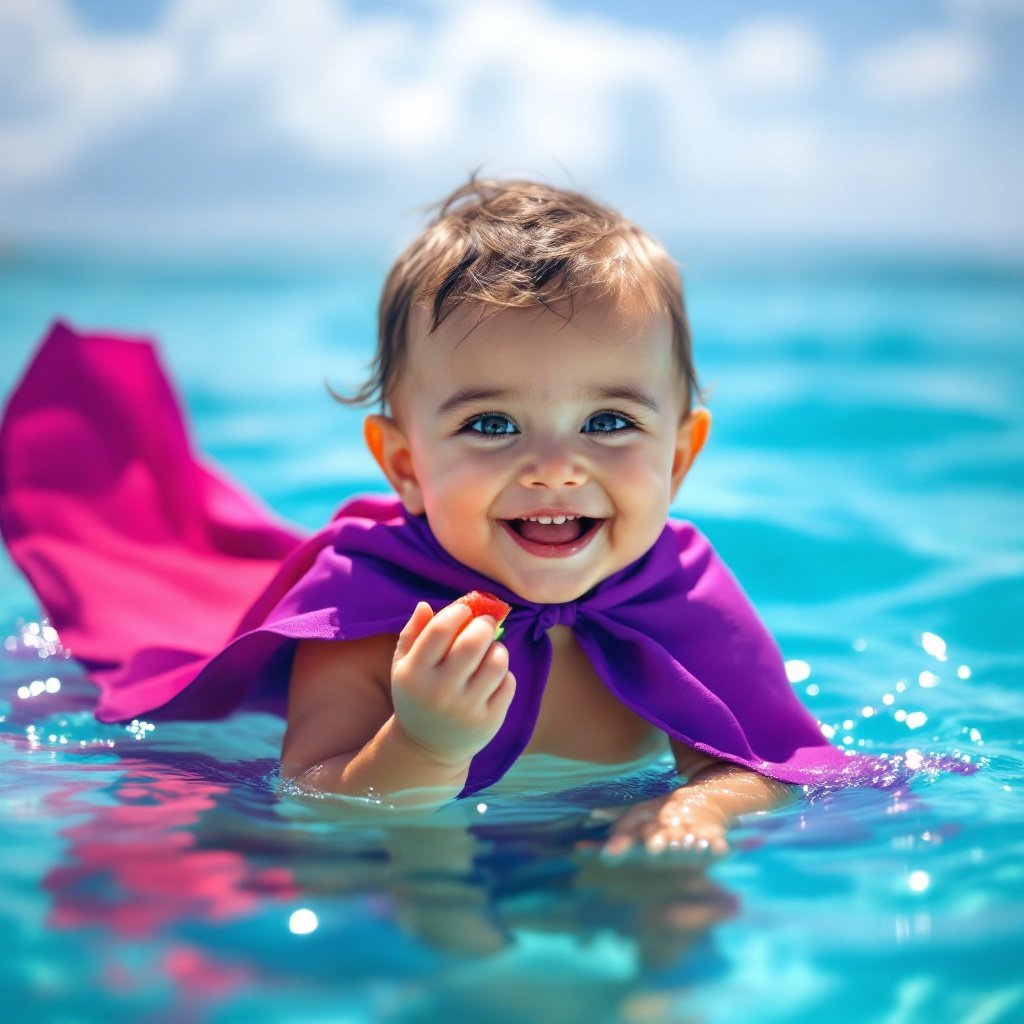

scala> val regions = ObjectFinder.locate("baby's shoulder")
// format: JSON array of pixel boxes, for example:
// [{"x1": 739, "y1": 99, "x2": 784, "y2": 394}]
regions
[{"x1": 291, "y1": 632, "x2": 396, "y2": 690}]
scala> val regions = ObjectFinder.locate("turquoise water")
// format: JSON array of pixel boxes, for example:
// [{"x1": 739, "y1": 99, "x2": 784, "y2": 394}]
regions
[{"x1": 1, "y1": 251, "x2": 1021, "y2": 1023}]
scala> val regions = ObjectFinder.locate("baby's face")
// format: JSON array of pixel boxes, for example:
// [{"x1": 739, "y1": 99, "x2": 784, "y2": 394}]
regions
[{"x1": 375, "y1": 295, "x2": 707, "y2": 604}]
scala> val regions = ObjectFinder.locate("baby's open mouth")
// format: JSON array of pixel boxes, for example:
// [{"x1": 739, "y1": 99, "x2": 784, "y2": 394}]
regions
[{"x1": 504, "y1": 515, "x2": 601, "y2": 545}]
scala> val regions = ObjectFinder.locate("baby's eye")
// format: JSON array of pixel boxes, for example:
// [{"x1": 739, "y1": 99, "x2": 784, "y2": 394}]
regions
[
  {"x1": 582, "y1": 411, "x2": 635, "y2": 434},
  {"x1": 462, "y1": 413, "x2": 519, "y2": 437}
]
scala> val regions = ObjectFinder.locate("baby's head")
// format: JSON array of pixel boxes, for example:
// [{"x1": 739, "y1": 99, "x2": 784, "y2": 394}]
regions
[
  {"x1": 340, "y1": 173, "x2": 711, "y2": 603},
  {"x1": 347, "y1": 174, "x2": 702, "y2": 416}
]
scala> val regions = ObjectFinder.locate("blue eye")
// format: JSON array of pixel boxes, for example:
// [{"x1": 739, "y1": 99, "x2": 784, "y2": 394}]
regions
[
  {"x1": 463, "y1": 413, "x2": 519, "y2": 436},
  {"x1": 583, "y1": 411, "x2": 634, "y2": 433}
]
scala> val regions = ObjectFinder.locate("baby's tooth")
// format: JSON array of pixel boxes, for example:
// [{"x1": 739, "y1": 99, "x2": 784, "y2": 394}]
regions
[
  {"x1": 537, "y1": 516, "x2": 553, "y2": 525},
  {"x1": 551, "y1": 515, "x2": 567, "y2": 524}
]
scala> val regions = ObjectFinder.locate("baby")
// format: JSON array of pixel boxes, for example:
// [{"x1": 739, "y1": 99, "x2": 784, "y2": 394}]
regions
[{"x1": 280, "y1": 175, "x2": 797, "y2": 859}]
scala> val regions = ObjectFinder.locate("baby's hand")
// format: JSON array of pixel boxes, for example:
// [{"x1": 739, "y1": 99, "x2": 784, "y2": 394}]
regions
[
  {"x1": 600, "y1": 790, "x2": 730, "y2": 864},
  {"x1": 390, "y1": 600, "x2": 516, "y2": 769}
]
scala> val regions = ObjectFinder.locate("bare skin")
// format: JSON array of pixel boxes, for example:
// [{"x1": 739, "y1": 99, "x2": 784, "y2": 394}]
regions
[{"x1": 281, "y1": 614, "x2": 797, "y2": 860}]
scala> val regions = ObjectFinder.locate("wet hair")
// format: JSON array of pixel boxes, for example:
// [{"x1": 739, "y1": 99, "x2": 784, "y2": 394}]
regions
[{"x1": 329, "y1": 170, "x2": 703, "y2": 414}]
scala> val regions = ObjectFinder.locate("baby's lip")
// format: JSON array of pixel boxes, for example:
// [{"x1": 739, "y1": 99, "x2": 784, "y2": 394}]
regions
[
  {"x1": 500, "y1": 508, "x2": 604, "y2": 520},
  {"x1": 498, "y1": 513, "x2": 605, "y2": 557}
]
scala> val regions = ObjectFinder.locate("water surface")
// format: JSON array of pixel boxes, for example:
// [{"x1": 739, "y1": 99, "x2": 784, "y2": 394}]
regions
[{"x1": 1, "y1": 251, "x2": 1021, "y2": 1023}]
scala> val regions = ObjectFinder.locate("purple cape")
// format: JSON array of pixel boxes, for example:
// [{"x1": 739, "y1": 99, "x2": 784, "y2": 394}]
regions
[{"x1": 0, "y1": 321, "x2": 964, "y2": 797}]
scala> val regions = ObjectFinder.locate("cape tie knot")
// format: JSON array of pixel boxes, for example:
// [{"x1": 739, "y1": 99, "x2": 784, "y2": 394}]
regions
[{"x1": 531, "y1": 601, "x2": 578, "y2": 640}]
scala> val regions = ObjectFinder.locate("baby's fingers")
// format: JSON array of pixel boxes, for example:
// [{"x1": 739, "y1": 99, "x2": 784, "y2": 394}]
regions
[
  {"x1": 644, "y1": 826, "x2": 728, "y2": 860},
  {"x1": 601, "y1": 826, "x2": 727, "y2": 866},
  {"x1": 601, "y1": 832, "x2": 637, "y2": 860},
  {"x1": 607, "y1": 800, "x2": 659, "y2": 836},
  {"x1": 487, "y1": 670, "x2": 516, "y2": 715},
  {"x1": 403, "y1": 602, "x2": 474, "y2": 667},
  {"x1": 442, "y1": 615, "x2": 501, "y2": 679},
  {"x1": 394, "y1": 601, "x2": 434, "y2": 661},
  {"x1": 462, "y1": 642, "x2": 510, "y2": 704}
]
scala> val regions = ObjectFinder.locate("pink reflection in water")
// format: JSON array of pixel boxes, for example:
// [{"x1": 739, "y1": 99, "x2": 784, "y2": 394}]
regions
[{"x1": 44, "y1": 762, "x2": 297, "y2": 939}]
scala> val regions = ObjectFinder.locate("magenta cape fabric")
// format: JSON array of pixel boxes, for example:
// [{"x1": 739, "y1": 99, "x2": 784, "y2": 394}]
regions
[{"x1": 0, "y1": 321, "x2": 941, "y2": 797}]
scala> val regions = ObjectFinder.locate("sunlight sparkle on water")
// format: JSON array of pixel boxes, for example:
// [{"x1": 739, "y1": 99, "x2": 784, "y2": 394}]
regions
[
  {"x1": 288, "y1": 909, "x2": 318, "y2": 935},
  {"x1": 908, "y1": 870, "x2": 930, "y2": 893},
  {"x1": 921, "y1": 632, "x2": 947, "y2": 661},
  {"x1": 5, "y1": 620, "x2": 70, "y2": 660},
  {"x1": 785, "y1": 659, "x2": 811, "y2": 683},
  {"x1": 17, "y1": 677, "x2": 61, "y2": 699},
  {"x1": 918, "y1": 670, "x2": 939, "y2": 688},
  {"x1": 957, "y1": 664, "x2": 971, "y2": 679},
  {"x1": 126, "y1": 720, "x2": 155, "y2": 740}
]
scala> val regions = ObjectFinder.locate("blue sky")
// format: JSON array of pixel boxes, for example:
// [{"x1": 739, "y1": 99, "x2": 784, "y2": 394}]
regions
[{"x1": 2, "y1": 0, "x2": 1022, "y2": 259}]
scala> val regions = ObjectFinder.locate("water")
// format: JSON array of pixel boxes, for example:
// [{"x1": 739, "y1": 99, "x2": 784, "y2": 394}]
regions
[{"x1": 1, "y1": 249, "x2": 1022, "y2": 1023}]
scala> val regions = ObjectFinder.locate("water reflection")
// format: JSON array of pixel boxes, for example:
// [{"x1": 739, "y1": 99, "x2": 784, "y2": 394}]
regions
[
  {"x1": 36, "y1": 747, "x2": 739, "y2": 1022},
  {"x1": 10, "y1": 686, "x2": 1003, "y2": 1024},
  {"x1": 46, "y1": 762, "x2": 298, "y2": 938}
]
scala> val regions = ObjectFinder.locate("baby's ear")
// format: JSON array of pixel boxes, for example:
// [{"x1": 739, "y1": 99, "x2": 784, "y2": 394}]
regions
[
  {"x1": 363, "y1": 414, "x2": 424, "y2": 515},
  {"x1": 670, "y1": 407, "x2": 711, "y2": 496}
]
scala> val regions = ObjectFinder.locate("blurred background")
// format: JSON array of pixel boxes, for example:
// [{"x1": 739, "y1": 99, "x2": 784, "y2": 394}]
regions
[{"x1": 2, "y1": 0, "x2": 1022, "y2": 258}]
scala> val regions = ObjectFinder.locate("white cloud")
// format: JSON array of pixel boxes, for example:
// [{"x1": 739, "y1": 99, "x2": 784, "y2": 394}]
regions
[
  {"x1": 0, "y1": 0, "x2": 180, "y2": 188},
  {"x1": 0, "y1": 0, "x2": 1018, "y2": 252},
  {"x1": 718, "y1": 18, "x2": 826, "y2": 96},
  {"x1": 854, "y1": 31, "x2": 986, "y2": 101},
  {"x1": 149, "y1": 0, "x2": 709, "y2": 172},
  {"x1": 0, "y1": 0, "x2": 735, "y2": 185}
]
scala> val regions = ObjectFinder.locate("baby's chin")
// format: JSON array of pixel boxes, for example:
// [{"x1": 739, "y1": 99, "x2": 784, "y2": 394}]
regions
[
  {"x1": 478, "y1": 567, "x2": 599, "y2": 607},
  {"x1": 508, "y1": 587, "x2": 582, "y2": 607}
]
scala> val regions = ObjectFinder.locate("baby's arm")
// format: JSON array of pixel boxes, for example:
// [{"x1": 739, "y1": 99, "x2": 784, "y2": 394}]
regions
[
  {"x1": 281, "y1": 601, "x2": 516, "y2": 807},
  {"x1": 602, "y1": 740, "x2": 798, "y2": 859}
]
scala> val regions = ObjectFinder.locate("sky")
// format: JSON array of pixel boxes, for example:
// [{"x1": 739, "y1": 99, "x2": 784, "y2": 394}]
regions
[{"x1": 1, "y1": 0, "x2": 1022, "y2": 260}]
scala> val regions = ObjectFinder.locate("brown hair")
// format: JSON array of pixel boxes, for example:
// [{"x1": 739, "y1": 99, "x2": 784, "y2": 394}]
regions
[{"x1": 330, "y1": 171, "x2": 703, "y2": 414}]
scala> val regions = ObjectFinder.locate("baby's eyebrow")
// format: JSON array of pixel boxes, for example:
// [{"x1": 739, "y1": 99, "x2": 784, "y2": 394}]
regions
[
  {"x1": 590, "y1": 384, "x2": 660, "y2": 414},
  {"x1": 437, "y1": 387, "x2": 513, "y2": 417},
  {"x1": 437, "y1": 383, "x2": 661, "y2": 418}
]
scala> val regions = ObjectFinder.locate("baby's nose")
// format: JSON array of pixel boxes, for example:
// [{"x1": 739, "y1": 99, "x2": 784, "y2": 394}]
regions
[{"x1": 518, "y1": 440, "x2": 587, "y2": 489}]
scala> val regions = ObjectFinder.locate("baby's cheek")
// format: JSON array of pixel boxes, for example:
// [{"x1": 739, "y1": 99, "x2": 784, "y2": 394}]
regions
[
  {"x1": 618, "y1": 461, "x2": 675, "y2": 511},
  {"x1": 616, "y1": 471, "x2": 675, "y2": 548},
  {"x1": 419, "y1": 477, "x2": 495, "y2": 555},
  {"x1": 419, "y1": 458, "x2": 481, "y2": 503}
]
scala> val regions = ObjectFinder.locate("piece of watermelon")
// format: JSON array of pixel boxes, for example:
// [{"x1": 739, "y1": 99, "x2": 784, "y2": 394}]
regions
[{"x1": 454, "y1": 590, "x2": 512, "y2": 640}]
